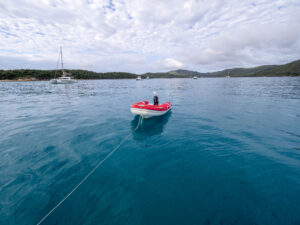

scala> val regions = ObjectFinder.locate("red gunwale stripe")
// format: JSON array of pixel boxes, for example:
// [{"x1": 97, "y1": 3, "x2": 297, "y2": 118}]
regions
[{"x1": 131, "y1": 101, "x2": 172, "y2": 111}]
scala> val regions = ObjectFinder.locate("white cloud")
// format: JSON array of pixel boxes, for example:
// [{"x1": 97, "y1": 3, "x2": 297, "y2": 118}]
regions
[
  {"x1": 0, "y1": 0, "x2": 300, "y2": 73},
  {"x1": 164, "y1": 58, "x2": 184, "y2": 69}
]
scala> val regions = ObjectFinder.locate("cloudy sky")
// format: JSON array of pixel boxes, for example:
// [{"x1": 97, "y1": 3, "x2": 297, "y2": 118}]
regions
[{"x1": 0, "y1": 0, "x2": 300, "y2": 73}]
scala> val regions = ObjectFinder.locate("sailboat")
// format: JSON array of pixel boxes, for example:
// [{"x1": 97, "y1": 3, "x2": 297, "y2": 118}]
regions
[{"x1": 50, "y1": 47, "x2": 76, "y2": 84}]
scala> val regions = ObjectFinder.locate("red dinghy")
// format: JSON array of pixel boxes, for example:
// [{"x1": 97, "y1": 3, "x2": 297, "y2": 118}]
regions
[{"x1": 130, "y1": 101, "x2": 172, "y2": 118}]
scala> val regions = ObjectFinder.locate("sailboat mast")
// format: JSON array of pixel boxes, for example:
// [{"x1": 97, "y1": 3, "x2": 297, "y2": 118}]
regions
[{"x1": 60, "y1": 46, "x2": 64, "y2": 75}]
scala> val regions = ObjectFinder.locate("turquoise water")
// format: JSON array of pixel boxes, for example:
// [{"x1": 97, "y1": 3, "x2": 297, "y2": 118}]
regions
[{"x1": 0, "y1": 78, "x2": 300, "y2": 225}]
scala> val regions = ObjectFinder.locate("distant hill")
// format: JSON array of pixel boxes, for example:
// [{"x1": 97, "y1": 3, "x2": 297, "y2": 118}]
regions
[
  {"x1": 1, "y1": 59, "x2": 299, "y2": 80},
  {"x1": 142, "y1": 69, "x2": 202, "y2": 79},
  {"x1": 205, "y1": 65, "x2": 278, "y2": 77},
  {"x1": 144, "y1": 59, "x2": 300, "y2": 78},
  {"x1": 254, "y1": 60, "x2": 300, "y2": 77},
  {"x1": 168, "y1": 69, "x2": 203, "y2": 77}
]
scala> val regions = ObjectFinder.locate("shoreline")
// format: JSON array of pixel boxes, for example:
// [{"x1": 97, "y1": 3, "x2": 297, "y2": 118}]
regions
[
  {"x1": 1, "y1": 59, "x2": 299, "y2": 80},
  {"x1": 0, "y1": 76, "x2": 299, "y2": 82}
]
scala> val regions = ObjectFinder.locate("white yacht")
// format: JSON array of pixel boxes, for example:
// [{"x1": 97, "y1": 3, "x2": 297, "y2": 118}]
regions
[
  {"x1": 193, "y1": 76, "x2": 198, "y2": 79},
  {"x1": 136, "y1": 76, "x2": 142, "y2": 80},
  {"x1": 50, "y1": 47, "x2": 76, "y2": 84}
]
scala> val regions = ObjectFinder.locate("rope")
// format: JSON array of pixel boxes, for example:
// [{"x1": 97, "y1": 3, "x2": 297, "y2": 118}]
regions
[{"x1": 36, "y1": 115, "x2": 143, "y2": 225}]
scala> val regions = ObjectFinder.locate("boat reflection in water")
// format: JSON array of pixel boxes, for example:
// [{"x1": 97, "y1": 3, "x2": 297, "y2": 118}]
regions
[{"x1": 130, "y1": 111, "x2": 172, "y2": 142}]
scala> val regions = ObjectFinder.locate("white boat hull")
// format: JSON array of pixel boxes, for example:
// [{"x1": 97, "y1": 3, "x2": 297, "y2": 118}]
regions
[
  {"x1": 50, "y1": 79, "x2": 76, "y2": 84},
  {"x1": 130, "y1": 107, "x2": 171, "y2": 119},
  {"x1": 50, "y1": 79, "x2": 57, "y2": 84}
]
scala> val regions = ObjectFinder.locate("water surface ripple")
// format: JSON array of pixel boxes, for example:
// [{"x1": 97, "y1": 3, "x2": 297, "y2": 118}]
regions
[{"x1": 0, "y1": 78, "x2": 300, "y2": 225}]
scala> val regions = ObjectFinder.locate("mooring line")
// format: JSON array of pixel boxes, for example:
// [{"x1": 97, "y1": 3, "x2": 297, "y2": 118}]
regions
[{"x1": 36, "y1": 115, "x2": 143, "y2": 225}]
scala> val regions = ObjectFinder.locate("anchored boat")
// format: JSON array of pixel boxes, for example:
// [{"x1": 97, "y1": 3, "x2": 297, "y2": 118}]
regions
[
  {"x1": 50, "y1": 47, "x2": 76, "y2": 84},
  {"x1": 130, "y1": 101, "x2": 172, "y2": 118}
]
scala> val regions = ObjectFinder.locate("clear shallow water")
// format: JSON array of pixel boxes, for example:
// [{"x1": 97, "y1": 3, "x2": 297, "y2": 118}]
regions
[{"x1": 0, "y1": 77, "x2": 300, "y2": 225}]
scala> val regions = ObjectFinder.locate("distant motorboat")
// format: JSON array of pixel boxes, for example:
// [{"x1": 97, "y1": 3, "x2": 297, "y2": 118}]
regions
[
  {"x1": 193, "y1": 76, "x2": 198, "y2": 79},
  {"x1": 146, "y1": 76, "x2": 150, "y2": 80},
  {"x1": 50, "y1": 47, "x2": 76, "y2": 84},
  {"x1": 226, "y1": 72, "x2": 230, "y2": 78},
  {"x1": 136, "y1": 76, "x2": 142, "y2": 80}
]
